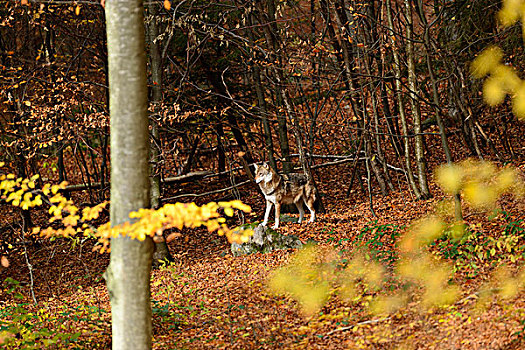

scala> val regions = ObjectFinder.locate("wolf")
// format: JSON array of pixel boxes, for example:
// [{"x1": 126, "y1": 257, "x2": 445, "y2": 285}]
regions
[{"x1": 253, "y1": 163, "x2": 317, "y2": 229}]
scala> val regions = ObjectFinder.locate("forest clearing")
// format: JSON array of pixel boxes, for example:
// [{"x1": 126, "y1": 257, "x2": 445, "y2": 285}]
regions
[{"x1": 1, "y1": 0, "x2": 525, "y2": 349}]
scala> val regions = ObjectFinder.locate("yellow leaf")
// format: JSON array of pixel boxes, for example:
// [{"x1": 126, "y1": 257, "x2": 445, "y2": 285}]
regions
[
  {"x1": 435, "y1": 164, "x2": 462, "y2": 194},
  {"x1": 497, "y1": 0, "x2": 522, "y2": 26},
  {"x1": 75, "y1": 5, "x2": 81, "y2": 16},
  {"x1": 512, "y1": 83, "x2": 525, "y2": 119},
  {"x1": 471, "y1": 46, "x2": 503, "y2": 78},
  {"x1": 483, "y1": 76, "x2": 506, "y2": 106},
  {"x1": 464, "y1": 182, "x2": 496, "y2": 208},
  {"x1": 164, "y1": 0, "x2": 171, "y2": 11},
  {"x1": 493, "y1": 65, "x2": 521, "y2": 92},
  {"x1": 51, "y1": 184, "x2": 60, "y2": 194}
]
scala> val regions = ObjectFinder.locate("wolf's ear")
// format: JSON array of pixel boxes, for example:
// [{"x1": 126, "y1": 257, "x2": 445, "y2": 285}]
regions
[{"x1": 253, "y1": 163, "x2": 259, "y2": 171}]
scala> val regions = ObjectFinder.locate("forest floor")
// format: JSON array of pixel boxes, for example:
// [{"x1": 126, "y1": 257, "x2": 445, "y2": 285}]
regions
[{"x1": 1, "y1": 159, "x2": 525, "y2": 349}]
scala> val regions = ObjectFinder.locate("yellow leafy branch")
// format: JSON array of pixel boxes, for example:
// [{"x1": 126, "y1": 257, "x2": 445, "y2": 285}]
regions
[
  {"x1": 1, "y1": 162, "x2": 253, "y2": 253},
  {"x1": 92, "y1": 201, "x2": 253, "y2": 253}
]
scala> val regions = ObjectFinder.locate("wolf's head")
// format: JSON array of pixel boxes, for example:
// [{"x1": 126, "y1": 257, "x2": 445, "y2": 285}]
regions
[{"x1": 254, "y1": 163, "x2": 273, "y2": 184}]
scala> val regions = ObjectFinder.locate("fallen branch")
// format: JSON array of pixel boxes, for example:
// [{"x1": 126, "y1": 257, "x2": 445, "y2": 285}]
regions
[
  {"x1": 64, "y1": 170, "x2": 213, "y2": 192},
  {"x1": 325, "y1": 317, "x2": 391, "y2": 336},
  {"x1": 163, "y1": 171, "x2": 213, "y2": 184},
  {"x1": 289, "y1": 153, "x2": 361, "y2": 160},
  {"x1": 163, "y1": 179, "x2": 252, "y2": 201},
  {"x1": 311, "y1": 157, "x2": 368, "y2": 169}
]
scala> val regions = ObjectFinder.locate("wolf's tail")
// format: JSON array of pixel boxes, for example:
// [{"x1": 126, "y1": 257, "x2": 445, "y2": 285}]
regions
[{"x1": 304, "y1": 182, "x2": 321, "y2": 212}]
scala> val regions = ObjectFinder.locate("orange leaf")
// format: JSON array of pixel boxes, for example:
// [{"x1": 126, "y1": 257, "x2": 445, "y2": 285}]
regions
[{"x1": 1, "y1": 256, "x2": 9, "y2": 268}]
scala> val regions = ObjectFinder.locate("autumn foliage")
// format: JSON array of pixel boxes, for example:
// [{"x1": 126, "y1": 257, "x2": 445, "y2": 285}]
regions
[{"x1": 0, "y1": 161, "x2": 252, "y2": 256}]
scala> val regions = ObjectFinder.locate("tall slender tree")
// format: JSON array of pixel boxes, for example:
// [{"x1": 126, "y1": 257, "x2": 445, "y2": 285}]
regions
[{"x1": 104, "y1": 0, "x2": 153, "y2": 348}]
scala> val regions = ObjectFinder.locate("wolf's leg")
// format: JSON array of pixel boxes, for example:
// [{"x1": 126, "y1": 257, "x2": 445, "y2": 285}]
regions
[
  {"x1": 262, "y1": 200, "x2": 273, "y2": 226},
  {"x1": 272, "y1": 203, "x2": 281, "y2": 229},
  {"x1": 305, "y1": 200, "x2": 316, "y2": 223},
  {"x1": 295, "y1": 200, "x2": 305, "y2": 223}
]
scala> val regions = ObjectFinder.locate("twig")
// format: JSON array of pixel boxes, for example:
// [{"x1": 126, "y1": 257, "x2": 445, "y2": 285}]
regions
[
  {"x1": 22, "y1": 242, "x2": 37, "y2": 304},
  {"x1": 325, "y1": 317, "x2": 391, "y2": 336},
  {"x1": 18, "y1": 219, "x2": 38, "y2": 304}
]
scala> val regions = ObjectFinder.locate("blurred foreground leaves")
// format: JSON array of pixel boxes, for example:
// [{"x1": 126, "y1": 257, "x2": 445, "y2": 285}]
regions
[
  {"x1": 472, "y1": 0, "x2": 525, "y2": 119},
  {"x1": 268, "y1": 160, "x2": 524, "y2": 316}
]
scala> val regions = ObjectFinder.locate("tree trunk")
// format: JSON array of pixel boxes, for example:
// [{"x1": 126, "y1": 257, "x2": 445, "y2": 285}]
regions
[
  {"x1": 386, "y1": 0, "x2": 421, "y2": 199},
  {"x1": 416, "y1": 0, "x2": 461, "y2": 220},
  {"x1": 405, "y1": 0, "x2": 430, "y2": 199},
  {"x1": 146, "y1": 1, "x2": 173, "y2": 264},
  {"x1": 245, "y1": 13, "x2": 276, "y2": 170},
  {"x1": 258, "y1": 0, "x2": 292, "y2": 173},
  {"x1": 253, "y1": 69, "x2": 277, "y2": 170},
  {"x1": 105, "y1": 0, "x2": 153, "y2": 348}
]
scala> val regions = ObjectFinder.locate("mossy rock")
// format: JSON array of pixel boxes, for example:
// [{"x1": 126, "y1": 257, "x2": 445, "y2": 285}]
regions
[{"x1": 231, "y1": 223, "x2": 303, "y2": 257}]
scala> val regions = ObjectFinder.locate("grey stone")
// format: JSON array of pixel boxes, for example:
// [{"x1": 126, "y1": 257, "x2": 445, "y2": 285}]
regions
[{"x1": 231, "y1": 223, "x2": 303, "y2": 257}]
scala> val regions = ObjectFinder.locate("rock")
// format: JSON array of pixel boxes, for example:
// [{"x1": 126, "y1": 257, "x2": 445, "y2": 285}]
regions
[{"x1": 231, "y1": 224, "x2": 303, "y2": 257}]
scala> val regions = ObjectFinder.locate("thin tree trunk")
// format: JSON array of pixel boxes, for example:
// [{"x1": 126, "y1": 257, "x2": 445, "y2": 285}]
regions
[
  {"x1": 105, "y1": 0, "x2": 153, "y2": 347},
  {"x1": 405, "y1": 0, "x2": 430, "y2": 199},
  {"x1": 253, "y1": 65, "x2": 277, "y2": 171},
  {"x1": 416, "y1": 0, "x2": 461, "y2": 220},
  {"x1": 386, "y1": 0, "x2": 421, "y2": 199},
  {"x1": 57, "y1": 145, "x2": 71, "y2": 199},
  {"x1": 205, "y1": 69, "x2": 254, "y2": 167},
  {"x1": 359, "y1": 12, "x2": 393, "y2": 194},
  {"x1": 16, "y1": 152, "x2": 33, "y2": 232},
  {"x1": 216, "y1": 120, "x2": 226, "y2": 178},
  {"x1": 259, "y1": 0, "x2": 292, "y2": 173},
  {"x1": 181, "y1": 136, "x2": 199, "y2": 175},
  {"x1": 246, "y1": 12, "x2": 276, "y2": 170},
  {"x1": 146, "y1": 1, "x2": 173, "y2": 264}
]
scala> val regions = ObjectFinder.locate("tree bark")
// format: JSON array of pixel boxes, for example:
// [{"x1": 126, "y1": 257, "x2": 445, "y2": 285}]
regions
[
  {"x1": 105, "y1": 0, "x2": 153, "y2": 348},
  {"x1": 258, "y1": 0, "x2": 292, "y2": 173},
  {"x1": 405, "y1": 0, "x2": 430, "y2": 199},
  {"x1": 386, "y1": 0, "x2": 421, "y2": 199},
  {"x1": 146, "y1": 1, "x2": 173, "y2": 264},
  {"x1": 416, "y1": 0, "x2": 462, "y2": 220}
]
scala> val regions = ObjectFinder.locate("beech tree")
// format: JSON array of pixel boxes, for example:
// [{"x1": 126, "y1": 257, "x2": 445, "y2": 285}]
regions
[{"x1": 104, "y1": 0, "x2": 153, "y2": 348}]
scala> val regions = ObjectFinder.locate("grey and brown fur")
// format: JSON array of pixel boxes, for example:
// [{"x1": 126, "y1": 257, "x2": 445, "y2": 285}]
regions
[{"x1": 254, "y1": 163, "x2": 317, "y2": 229}]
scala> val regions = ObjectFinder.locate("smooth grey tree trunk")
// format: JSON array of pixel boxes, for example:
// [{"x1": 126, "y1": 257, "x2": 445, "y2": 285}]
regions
[{"x1": 105, "y1": 0, "x2": 153, "y2": 348}]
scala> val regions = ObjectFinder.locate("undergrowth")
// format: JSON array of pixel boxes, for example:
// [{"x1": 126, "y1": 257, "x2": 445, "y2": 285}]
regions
[
  {"x1": 432, "y1": 211, "x2": 525, "y2": 277},
  {"x1": 0, "y1": 278, "x2": 109, "y2": 349}
]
